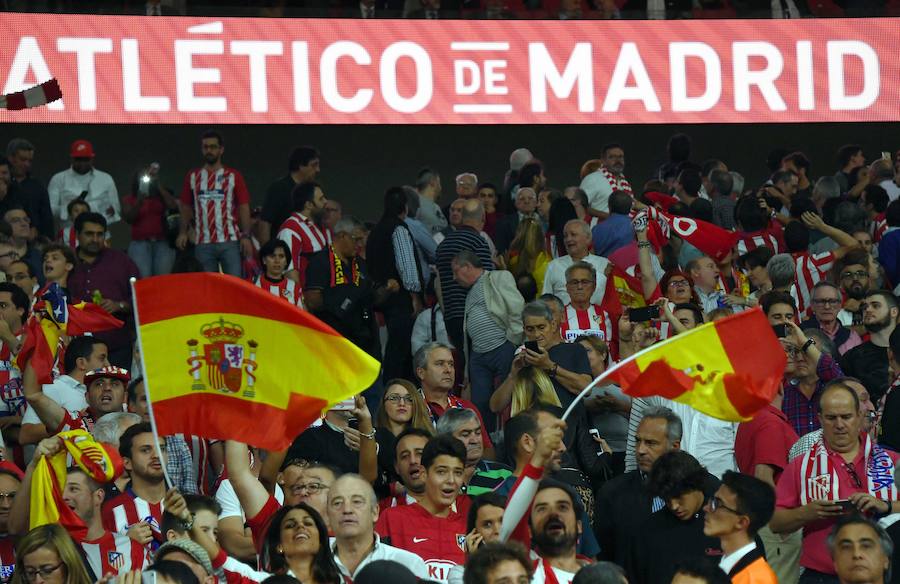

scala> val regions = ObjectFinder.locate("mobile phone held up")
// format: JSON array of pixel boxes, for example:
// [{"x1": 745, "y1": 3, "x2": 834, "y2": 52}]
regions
[
  {"x1": 524, "y1": 340, "x2": 540, "y2": 353},
  {"x1": 772, "y1": 324, "x2": 787, "y2": 338},
  {"x1": 629, "y1": 306, "x2": 660, "y2": 322}
]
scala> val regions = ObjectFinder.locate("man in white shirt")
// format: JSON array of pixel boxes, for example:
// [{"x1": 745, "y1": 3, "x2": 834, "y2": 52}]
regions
[
  {"x1": 47, "y1": 140, "x2": 121, "y2": 226},
  {"x1": 687, "y1": 255, "x2": 726, "y2": 314},
  {"x1": 871, "y1": 158, "x2": 900, "y2": 202},
  {"x1": 542, "y1": 220, "x2": 609, "y2": 305},
  {"x1": 328, "y1": 473, "x2": 428, "y2": 580},
  {"x1": 19, "y1": 336, "x2": 109, "y2": 444},
  {"x1": 703, "y1": 471, "x2": 778, "y2": 582},
  {"x1": 579, "y1": 144, "x2": 631, "y2": 219}
]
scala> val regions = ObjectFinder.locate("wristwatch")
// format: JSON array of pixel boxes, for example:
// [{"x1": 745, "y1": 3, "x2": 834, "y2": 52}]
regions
[{"x1": 801, "y1": 338, "x2": 816, "y2": 353}]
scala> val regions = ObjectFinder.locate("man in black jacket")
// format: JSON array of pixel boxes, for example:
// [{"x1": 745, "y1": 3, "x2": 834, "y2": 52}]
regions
[
  {"x1": 595, "y1": 406, "x2": 682, "y2": 567},
  {"x1": 625, "y1": 450, "x2": 721, "y2": 584}
]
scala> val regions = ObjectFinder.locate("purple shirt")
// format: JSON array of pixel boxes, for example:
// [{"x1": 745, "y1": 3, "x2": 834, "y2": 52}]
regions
[
  {"x1": 781, "y1": 352, "x2": 843, "y2": 436},
  {"x1": 68, "y1": 249, "x2": 140, "y2": 351}
]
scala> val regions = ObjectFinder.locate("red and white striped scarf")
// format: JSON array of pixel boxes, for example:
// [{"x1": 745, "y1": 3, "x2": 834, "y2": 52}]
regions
[
  {"x1": 0, "y1": 79, "x2": 62, "y2": 110},
  {"x1": 800, "y1": 433, "x2": 897, "y2": 504},
  {"x1": 601, "y1": 166, "x2": 633, "y2": 196}
]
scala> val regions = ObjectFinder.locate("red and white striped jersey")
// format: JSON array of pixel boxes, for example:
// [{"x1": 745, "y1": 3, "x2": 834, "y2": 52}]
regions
[
  {"x1": 559, "y1": 304, "x2": 613, "y2": 343},
  {"x1": 253, "y1": 275, "x2": 304, "y2": 309},
  {"x1": 735, "y1": 224, "x2": 784, "y2": 256},
  {"x1": 101, "y1": 488, "x2": 165, "y2": 548},
  {"x1": 57, "y1": 226, "x2": 78, "y2": 249},
  {"x1": 0, "y1": 342, "x2": 23, "y2": 417},
  {"x1": 872, "y1": 212, "x2": 888, "y2": 243},
  {"x1": 81, "y1": 531, "x2": 150, "y2": 578},
  {"x1": 176, "y1": 433, "x2": 213, "y2": 495},
  {"x1": 277, "y1": 212, "x2": 329, "y2": 287},
  {"x1": 56, "y1": 408, "x2": 96, "y2": 434},
  {"x1": 0, "y1": 536, "x2": 15, "y2": 584},
  {"x1": 792, "y1": 251, "x2": 836, "y2": 316},
  {"x1": 180, "y1": 167, "x2": 250, "y2": 245}
]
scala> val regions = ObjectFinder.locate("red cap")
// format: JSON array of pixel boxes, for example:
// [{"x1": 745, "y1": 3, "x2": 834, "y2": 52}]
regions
[
  {"x1": 0, "y1": 461, "x2": 24, "y2": 481},
  {"x1": 84, "y1": 366, "x2": 131, "y2": 387},
  {"x1": 70, "y1": 139, "x2": 94, "y2": 158}
]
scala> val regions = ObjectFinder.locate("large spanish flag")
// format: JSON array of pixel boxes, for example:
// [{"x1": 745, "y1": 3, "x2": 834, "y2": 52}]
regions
[
  {"x1": 133, "y1": 273, "x2": 381, "y2": 450},
  {"x1": 610, "y1": 308, "x2": 785, "y2": 421}
]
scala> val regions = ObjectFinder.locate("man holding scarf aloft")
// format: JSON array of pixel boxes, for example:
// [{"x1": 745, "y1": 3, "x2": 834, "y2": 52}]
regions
[{"x1": 771, "y1": 380, "x2": 899, "y2": 584}]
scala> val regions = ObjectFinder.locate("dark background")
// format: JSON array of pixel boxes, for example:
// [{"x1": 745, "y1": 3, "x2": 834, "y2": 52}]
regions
[{"x1": 5, "y1": 122, "x2": 898, "y2": 239}]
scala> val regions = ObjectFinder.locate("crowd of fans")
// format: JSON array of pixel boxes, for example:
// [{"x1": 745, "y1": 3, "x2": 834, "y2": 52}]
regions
[{"x1": 0, "y1": 130, "x2": 898, "y2": 584}]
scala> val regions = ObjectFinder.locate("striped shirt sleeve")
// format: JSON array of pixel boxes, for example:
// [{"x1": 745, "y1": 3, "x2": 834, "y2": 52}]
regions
[{"x1": 392, "y1": 226, "x2": 423, "y2": 293}]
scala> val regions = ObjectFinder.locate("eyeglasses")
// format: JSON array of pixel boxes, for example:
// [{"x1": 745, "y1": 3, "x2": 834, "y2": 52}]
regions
[
  {"x1": 384, "y1": 394, "x2": 414, "y2": 404},
  {"x1": 293, "y1": 482, "x2": 330, "y2": 494},
  {"x1": 812, "y1": 299, "x2": 842, "y2": 306},
  {"x1": 843, "y1": 463, "x2": 863, "y2": 488},
  {"x1": 709, "y1": 496, "x2": 743, "y2": 515},
  {"x1": 841, "y1": 270, "x2": 868, "y2": 280},
  {"x1": 0, "y1": 252, "x2": 18, "y2": 261},
  {"x1": 783, "y1": 346, "x2": 801, "y2": 358},
  {"x1": 0, "y1": 491, "x2": 16, "y2": 502},
  {"x1": 668, "y1": 280, "x2": 690, "y2": 288},
  {"x1": 24, "y1": 564, "x2": 63, "y2": 581},
  {"x1": 566, "y1": 279, "x2": 594, "y2": 288}
]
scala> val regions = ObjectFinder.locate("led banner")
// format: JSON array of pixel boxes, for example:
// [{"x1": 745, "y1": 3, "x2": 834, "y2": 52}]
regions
[{"x1": 0, "y1": 13, "x2": 897, "y2": 124}]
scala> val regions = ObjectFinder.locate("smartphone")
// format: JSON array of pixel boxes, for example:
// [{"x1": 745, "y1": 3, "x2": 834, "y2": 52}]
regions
[
  {"x1": 330, "y1": 398, "x2": 356, "y2": 412},
  {"x1": 772, "y1": 324, "x2": 787, "y2": 338},
  {"x1": 834, "y1": 499, "x2": 857, "y2": 513},
  {"x1": 347, "y1": 418, "x2": 359, "y2": 431},
  {"x1": 589, "y1": 428, "x2": 601, "y2": 440},
  {"x1": 142, "y1": 571, "x2": 157, "y2": 584},
  {"x1": 883, "y1": 151, "x2": 892, "y2": 161},
  {"x1": 629, "y1": 306, "x2": 660, "y2": 322},
  {"x1": 524, "y1": 340, "x2": 540, "y2": 353}
]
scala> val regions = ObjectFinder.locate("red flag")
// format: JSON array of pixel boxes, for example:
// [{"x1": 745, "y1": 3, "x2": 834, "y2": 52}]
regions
[{"x1": 659, "y1": 212, "x2": 738, "y2": 263}]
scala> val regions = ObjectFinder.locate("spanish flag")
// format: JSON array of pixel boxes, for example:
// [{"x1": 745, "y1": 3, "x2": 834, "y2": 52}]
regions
[
  {"x1": 18, "y1": 284, "x2": 123, "y2": 384},
  {"x1": 30, "y1": 430, "x2": 123, "y2": 541},
  {"x1": 133, "y1": 273, "x2": 381, "y2": 450},
  {"x1": 610, "y1": 308, "x2": 785, "y2": 421}
]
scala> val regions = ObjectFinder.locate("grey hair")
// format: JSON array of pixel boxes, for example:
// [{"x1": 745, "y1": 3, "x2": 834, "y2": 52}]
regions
[
  {"x1": 564, "y1": 218, "x2": 591, "y2": 238},
  {"x1": 814, "y1": 176, "x2": 841, "y2": 201},
  {"x1": 641, "y1": 406, "x2": 683, "y2": 445},
  {"x1": 565, "y1": 260, "x2": 596, "y2": 283},
  {"x1": 572, "y1": 562, "x2": 627, "y2": 584},
  {"x1": 456, "y1": 172, "x2": 478, "y2": 184},
  {"x1": 729, "y1": 171, "x2": 745, "y2": 196},
  {"x1": 827, "y1": 517, "x2": 893, "y2": 582},
  {"x1": 329, "y1": 473, "x2": 379, "y2": 511},
  {"x1": 812, "y1": 280, "x2": 842, "y2": 297},
  {"x1": 435, "y1": 407, "x2": 478, "y2": 437},
  {"x1": 413, "y1": 341, "x2": 453, "y2": 373},
  {"x1": 709, "y1": 169, "x2": 733, "y2": 196},
  {"x1": 333, "y1": 216, "x2": 362, "y2": 236},
  {"x1": 6, "y1": 138, "x2": 34, "y2": 158},
  {"x1": 522, "y1": 300, "x2": 554, "y2": 323},
  {"x1": 805, "y1": 329, "x2": 837, "y2": 356},
  {"x1": 453, "y1": 249, "x2": 482, "y2": 269},
  {"x1": 460, "y1": 200, "x2": 485, "y2": 223},
  {"x1": 766, "y1": 253, "x2": 797, "y2": 289},
  {"x1": 92, "y1": 412, "x2": 142, "y2": 447}
]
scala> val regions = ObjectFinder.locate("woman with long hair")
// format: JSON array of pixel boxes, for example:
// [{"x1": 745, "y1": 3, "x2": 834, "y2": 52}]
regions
[
  {"x1": 374, "y1": 378, "x2": 433, "y2": 437},
  {"x1": 506, "y1": 218, "x2": 550, "y2": 293},
  {"x1": 262, "y1": 503, "x2": 343, "y2": 584},
  {"x1": 508, "y1": 363, "x2": 561, "y2": 418},
  {"x1": 12, "y1": 525, "x2": 91, "y2": 584}
]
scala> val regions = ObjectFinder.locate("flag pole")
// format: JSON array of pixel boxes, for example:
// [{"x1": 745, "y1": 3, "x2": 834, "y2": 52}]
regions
[
  {"x1": 130, "y1": 277, "x2": 173, "y2": 489},
  {"x1": 560, "y1": 327, "x2": 696, "y2": 422}
]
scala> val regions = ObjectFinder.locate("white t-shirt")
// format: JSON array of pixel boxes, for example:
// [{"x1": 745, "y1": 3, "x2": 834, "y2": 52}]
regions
[
  {"x1": 542, "y1": 254, "x2": 610, "y2": 305},
  {"x1": 216, "y1": 478, "x2": 284, "y2": 522},
  {"x1": 48, "y1": 167, "x2": 121, "y2": 225},
  {"x1": 21, "y1": 375, "x2": 86, "y2": 426}
]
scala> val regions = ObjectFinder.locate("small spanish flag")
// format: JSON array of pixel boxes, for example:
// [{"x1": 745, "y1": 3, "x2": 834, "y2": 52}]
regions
[
  {"x1": 133, "y1": 273, "x2": 381, "y2": 450},
  {"x1": 30, "y1": 430, "x2": 123, "y2": 541},
  {"x1": 18, "y1": 284, "x2": 124, "y2": 384},
  {"x1": 610, "y1": 308, "x2": 785, "y2": 422}
]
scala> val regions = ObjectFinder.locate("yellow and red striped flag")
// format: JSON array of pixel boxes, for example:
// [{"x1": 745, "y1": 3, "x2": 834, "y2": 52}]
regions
[
  {"x1": 133, "y1": 273, "x2": 380, "y2": 450},
  {"x1": 30, "y1": 430, "x2": 123, "y2": 541},
  {"x1": 609, "y1": 308, "x2": 785, "y2": 421}
]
